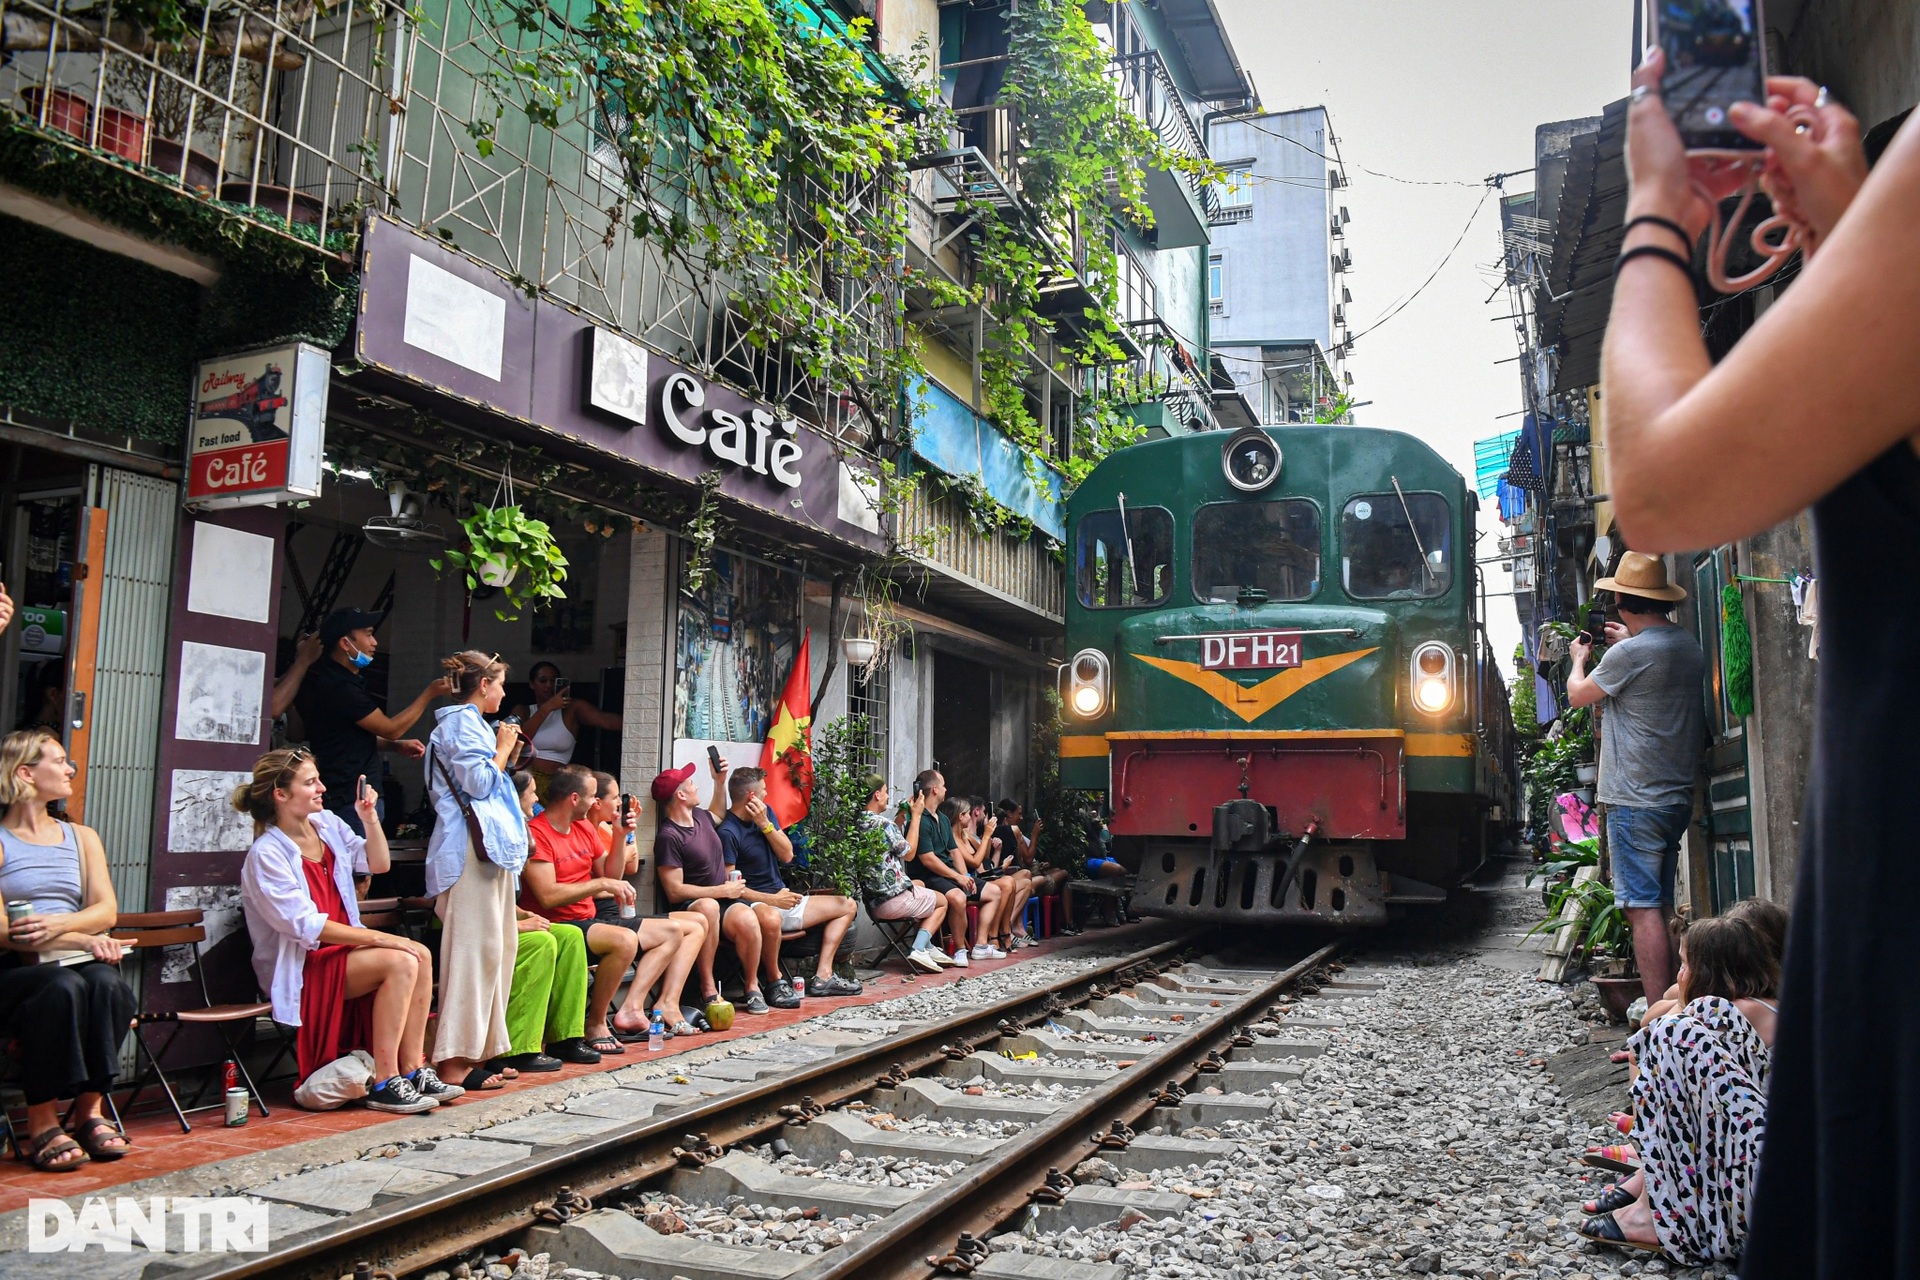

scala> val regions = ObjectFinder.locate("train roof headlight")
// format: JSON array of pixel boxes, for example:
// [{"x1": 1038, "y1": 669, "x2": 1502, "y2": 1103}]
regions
[{"x1": 1222, "y1": 427, "x2": 1282, "y2": 493}]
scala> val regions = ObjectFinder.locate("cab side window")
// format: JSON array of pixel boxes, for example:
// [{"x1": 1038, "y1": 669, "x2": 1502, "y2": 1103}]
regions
[{"x1": 1076, "y1": 507, "x2": 1174, "y2": 607}]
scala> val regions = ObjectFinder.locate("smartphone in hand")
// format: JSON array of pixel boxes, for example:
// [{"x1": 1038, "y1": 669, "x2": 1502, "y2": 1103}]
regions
[
  {"x1": 707, "y1": 744, "x2": 724, "y2": 772},
  {"x1": 1645, "y1": 0, "x2": 1767, "y2": 151}
]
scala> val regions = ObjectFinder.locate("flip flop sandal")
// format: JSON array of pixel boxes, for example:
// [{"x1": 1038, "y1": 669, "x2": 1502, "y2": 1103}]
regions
[
  {"x1": 1584, "y1": 1184, "x2": 1637, "y2": 1215},
  {"x1": 1580, "y1": 1144, "x2": 1641, "y2": 1175},
  {"x1": 1577, "y1": 1211, "x2": 1664, "y2": 1253},
  {"x1": 608, "y1": 1025, "x2": 650, "y2": 1044},
  {"x1": 458, "y1": 1066, "x2": 508, "y2": 1091},
  {"x1": 25, "y1": 1127, "x2": 88, "y2": 1172},
  {"x1": 669, "y1": 1020, "x2": 699, "y2": 1038},
  {"x1": 482, "y1": 1058, "x2": 522, "y2": 1080},
  {"x1": 67, "y1": 1115, "x2": 130, "y2": 1162},
  {"x1": 585, "y1": 1035, "x2": 627, "y2": 1054}
]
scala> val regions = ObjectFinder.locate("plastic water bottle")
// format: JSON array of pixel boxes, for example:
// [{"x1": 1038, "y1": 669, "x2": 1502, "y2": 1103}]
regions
[{"x1": 648, "y1": 1009, "x2": 664, "y2": 1052}]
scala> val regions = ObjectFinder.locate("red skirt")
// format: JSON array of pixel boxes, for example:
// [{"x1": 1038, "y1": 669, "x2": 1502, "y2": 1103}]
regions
[{"x1": 297, "y1": 944, "x2": 376, "y2": 1084}]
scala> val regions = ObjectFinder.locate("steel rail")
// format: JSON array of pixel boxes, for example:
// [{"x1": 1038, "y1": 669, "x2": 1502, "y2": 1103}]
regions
[
  {"x1": 169, "y1": 933, "x2": 1195, "y2": 1280},
  {"x1": 788, "y1": 940, "x2": 1343, "y2": 1280}
]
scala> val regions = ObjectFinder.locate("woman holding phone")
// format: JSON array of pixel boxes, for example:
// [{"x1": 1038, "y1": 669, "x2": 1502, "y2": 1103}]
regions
[
  {"x1": 426, "y1": 651, "x2": 529, "y2": 1092},
  {"x1": 237, "y1": 748, "x2": 450, "y2": 1113},
  {"x1": 1607, "y1": 48, "x2": 1919, "y2": 1277},
  {"x1": 510, "y1": 663, "x2": 622, "y2": 800}
]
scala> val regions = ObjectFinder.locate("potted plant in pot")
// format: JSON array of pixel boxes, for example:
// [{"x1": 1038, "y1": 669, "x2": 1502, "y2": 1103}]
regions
[
  {"x1": 1530, "y1": 875, "x2": 1640, "y2": 1018},
  {"x1": 785, "y1": 716, "x2": 886, "y2": 901},
  {"x1": 431, "y1": 502, "x2": 569, "y2": 620}
]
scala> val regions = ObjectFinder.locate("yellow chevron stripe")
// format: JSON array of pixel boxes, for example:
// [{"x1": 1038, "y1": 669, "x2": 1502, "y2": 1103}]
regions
[{"x1": 1129, "y1": 648, "x2": 1381, "y2": 724}]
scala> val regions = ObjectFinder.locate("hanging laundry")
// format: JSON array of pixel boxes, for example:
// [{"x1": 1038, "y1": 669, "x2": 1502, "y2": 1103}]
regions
[{"x1": 1793, "y1": 575, "x2": 1819, "y2": 659}]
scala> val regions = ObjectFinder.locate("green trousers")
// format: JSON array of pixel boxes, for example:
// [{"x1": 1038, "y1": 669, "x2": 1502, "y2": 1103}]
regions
[{"x1": 505, "y1": 923, "x2": 589, "y2": 1055}]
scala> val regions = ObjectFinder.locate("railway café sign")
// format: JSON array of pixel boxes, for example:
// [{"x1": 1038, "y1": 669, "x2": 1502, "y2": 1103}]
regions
[
  {"x1": 350, "y1": 218, "x2": 884, "y2": 553},
  {"x1": 184, "y1": 343, "x2": 329, "y2": 510}
]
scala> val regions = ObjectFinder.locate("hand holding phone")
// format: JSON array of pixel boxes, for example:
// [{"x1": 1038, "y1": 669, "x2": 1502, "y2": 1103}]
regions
[{"x1": 707, "y1": 744, "x2": 726, "y2": 776}]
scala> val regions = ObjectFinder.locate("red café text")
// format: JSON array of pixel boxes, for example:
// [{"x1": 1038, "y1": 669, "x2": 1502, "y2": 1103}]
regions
[{"x1": 198, "y1": 448, "x2": 280, "y2": 492}]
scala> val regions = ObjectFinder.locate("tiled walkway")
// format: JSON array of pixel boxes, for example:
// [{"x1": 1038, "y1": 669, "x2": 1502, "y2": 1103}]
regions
[{"x1": 0, "y1": 923, "x2": 1154, "y2": 1210}]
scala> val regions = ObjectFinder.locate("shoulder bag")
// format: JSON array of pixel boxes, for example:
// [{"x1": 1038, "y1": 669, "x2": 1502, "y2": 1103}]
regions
[{"x1": 429, "y1": 745, "x2": 495, "y2": 866}]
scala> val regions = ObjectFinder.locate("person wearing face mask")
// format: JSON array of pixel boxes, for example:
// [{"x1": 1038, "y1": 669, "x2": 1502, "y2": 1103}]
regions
[{"x1": 295, "y1": 609, "x2": 452, "y2": 837}]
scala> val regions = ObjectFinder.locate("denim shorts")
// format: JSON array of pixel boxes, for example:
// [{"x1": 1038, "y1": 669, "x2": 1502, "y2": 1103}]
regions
[{"x1": 1606, "y1": 802, "x2": 1691, "y2": 908}]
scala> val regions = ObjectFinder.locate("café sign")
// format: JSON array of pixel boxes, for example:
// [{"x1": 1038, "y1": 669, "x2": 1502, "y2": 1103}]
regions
[{"x1": 185, "y1": 342, "x2": 328, "y2": 510}]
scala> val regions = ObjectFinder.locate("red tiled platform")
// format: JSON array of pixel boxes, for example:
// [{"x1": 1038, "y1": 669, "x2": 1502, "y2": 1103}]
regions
[{"x1": 0, "y1": 922, "x2": 1160, "y2": 1209}]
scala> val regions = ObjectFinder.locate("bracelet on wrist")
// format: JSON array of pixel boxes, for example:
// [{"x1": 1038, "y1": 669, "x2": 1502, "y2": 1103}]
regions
[
  {"x1": 1615, "y1": 244, "x2": 1695, "y2": 278},
  {"x1": 1623, "y1": 214, "x2": 1695, "y2": 257}
]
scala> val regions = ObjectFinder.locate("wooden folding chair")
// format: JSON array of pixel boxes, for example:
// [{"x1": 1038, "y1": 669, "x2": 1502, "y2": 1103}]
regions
[{"x1": 113, "y1": 910, "x2": 293, "y2": 1133}]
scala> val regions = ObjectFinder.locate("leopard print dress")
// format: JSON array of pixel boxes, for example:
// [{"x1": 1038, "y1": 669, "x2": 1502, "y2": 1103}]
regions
[{"x1": 1628, "y1": 997, "x2": 1772, "y2": 1264}]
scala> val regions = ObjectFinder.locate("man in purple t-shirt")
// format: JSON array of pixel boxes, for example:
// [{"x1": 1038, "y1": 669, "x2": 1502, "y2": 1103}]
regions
[{"x1": 653, "y1": 757, "x2": 786, "y2": 1016}]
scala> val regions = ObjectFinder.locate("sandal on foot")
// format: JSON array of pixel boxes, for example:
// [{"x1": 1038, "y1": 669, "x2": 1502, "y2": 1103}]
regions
[
  {"x1": 1580, "y1": 1144, "x2": 1640, "y2": 1174},
  {"x1": 67, "y1": 1115, "x2": 130, "y2": 1161},
  {"x1": 1583, "y1": 1184, "x2": 1637, "y2": 1215},
  {"x1": 481, "y1": 1058, "x2": 522, "y2": 1079},
  {"x1": 457, "y1": 1066, "x2": 508, "y2": 1091},
  {"x1": 24, "y1": 1127, "x2": 87, "y2": 1172},
  {"x1": 584, "y1": 1035, "x2": 627, "y2": 1054},
  {"x1": 1577, "y1": 1211, "x2": 1664, "y2": 1253}
]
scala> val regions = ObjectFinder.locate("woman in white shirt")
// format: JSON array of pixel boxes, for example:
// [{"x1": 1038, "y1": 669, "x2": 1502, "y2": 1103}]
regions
[{"x1": 237, "y1": 747, "x2": 452, "y2": 1114}]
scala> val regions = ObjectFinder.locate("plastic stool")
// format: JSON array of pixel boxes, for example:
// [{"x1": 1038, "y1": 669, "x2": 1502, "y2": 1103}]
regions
[
  {"x1": 1040, "y1": 894, "x2": 1057, "y2": 939},
  {"x1": 965, "y1": 902, "x2": 979, "y2": 949}
]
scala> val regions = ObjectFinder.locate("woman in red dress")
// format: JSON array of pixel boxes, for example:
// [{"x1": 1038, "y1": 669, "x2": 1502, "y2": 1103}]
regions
[{"x1": 237, "y1": 748, "x2": 456, "y2": 1113}]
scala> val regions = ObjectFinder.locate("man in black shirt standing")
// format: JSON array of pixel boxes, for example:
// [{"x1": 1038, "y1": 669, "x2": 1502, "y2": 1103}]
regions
[{"x1": 295, "y1": 608, "x2": 449, "y2": 836}]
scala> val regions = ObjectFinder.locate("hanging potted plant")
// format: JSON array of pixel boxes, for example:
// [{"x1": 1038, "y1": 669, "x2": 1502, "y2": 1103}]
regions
[{"x1": 431, "y1": 476, "x2": 570, "y2": 620}]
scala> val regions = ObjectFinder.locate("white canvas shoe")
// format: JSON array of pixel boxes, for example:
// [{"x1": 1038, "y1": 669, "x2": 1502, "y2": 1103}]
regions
[
  {"x1": 908, "y1": 949, "x2": 944, "y2": 974},
  {"x1": 949, "y1": 949, "x2": 970, "y2": 967}
]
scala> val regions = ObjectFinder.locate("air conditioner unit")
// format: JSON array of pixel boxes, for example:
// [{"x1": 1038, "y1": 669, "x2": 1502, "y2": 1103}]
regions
[
  {"x1": 1339, "y1": 205, "x2": 1351, "y2": 225},
  {"x1": 1331, "y1": 253, "x2": 1345, "y2": 274},
  {"x1": 1341, "y1": 286, "x2": 1352, "y2": 304},
  {"x1": 1333, "y1": 304, "x2": 1345, "y2": 325},
  {"x1": 1330, "y1": 217, "x2": 1343, "y2": 238},
  {"x1": 1339, "y1": 248, "x2": 1352, "y2": 269}
]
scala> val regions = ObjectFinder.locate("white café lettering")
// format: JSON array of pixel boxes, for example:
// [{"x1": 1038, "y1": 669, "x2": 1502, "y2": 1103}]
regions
[
  {"x1": 659, "y1": 371, "x2": 802, "y2": 489},
  {"x1": 200, "y1": 450, "x2": 275, "y2": 491}
]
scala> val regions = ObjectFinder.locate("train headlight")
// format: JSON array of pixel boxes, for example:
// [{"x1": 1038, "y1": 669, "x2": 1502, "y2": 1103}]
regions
[
  {"x1": 1062, "y1": 648, "x2": 1111, "y2": 719},
  {"x1": 1409, "y1": 642, "x2": 1455, "y2": 715},
  {"x1": 1222, "y1": 427, "x2": 1283, "y2": 493}
]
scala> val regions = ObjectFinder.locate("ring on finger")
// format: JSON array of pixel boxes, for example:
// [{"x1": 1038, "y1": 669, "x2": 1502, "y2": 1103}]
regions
[
  {"x1": 1814, "y1": 85, "x2": 1830, "y2": 108},
  {"x1": 1630, "y1": 83, "x2": 1653, "y2": 104}
]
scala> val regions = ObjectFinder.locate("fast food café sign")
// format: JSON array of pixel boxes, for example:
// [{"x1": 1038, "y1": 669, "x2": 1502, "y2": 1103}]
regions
[{"x1": 185, "y1": 343, "x2": 329, "y2": 510}]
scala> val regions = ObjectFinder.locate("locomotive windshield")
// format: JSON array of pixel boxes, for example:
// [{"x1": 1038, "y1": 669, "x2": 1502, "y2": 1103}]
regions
[
  {"x1": 1340, "y1": 491, "x2": 1453, "y2": 599},
  {"x1": 1077, "y1": 506, "x2": 1174, "y2": 607},
  {"x1": 1191, "y1": 500, "x2": 1321, "y2": 603}
]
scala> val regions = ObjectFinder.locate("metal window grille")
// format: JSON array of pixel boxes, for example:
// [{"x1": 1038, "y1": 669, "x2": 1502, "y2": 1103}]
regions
[{"x1": 847, "y1": 658, "x2": 889, "y2": 779}]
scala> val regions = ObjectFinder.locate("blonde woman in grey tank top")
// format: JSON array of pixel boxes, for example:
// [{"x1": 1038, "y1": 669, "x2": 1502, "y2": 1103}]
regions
[{"x1": 0, "y1": 728, "x2": 137, "y2": 1171}]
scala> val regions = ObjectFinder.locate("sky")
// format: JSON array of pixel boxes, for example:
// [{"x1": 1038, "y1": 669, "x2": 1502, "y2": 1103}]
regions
[{"x1": 1214, "y1": 0, "x2": 1634, "y2": 675}]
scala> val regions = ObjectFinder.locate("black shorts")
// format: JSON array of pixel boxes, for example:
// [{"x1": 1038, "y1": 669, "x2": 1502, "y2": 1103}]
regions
[
  {"x1": 917, "y1": 874, "x2": 971, "y2": 899},
  {"x1": 592, "y1": 897, "x2": 640, "y2": 929}
]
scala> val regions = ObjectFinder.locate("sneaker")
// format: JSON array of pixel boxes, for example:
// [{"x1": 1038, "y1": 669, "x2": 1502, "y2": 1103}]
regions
[
  {"x1": 366, "y1": 1074, "x2": 439, "y2": 1114},
  {"x1": 949, "y1": 949, "x2": 970, "y2": 968},
  {"x1": 742, "y1": 989, "x2": 772, "y2": 1015},
  {"x1": 767, "y1": 979, "x2": 803, "y2": 1010},
  {"x1": 908, "y1": 949, "x2": 945, "y2": 974},
  {"x1": 809, "y1": 974, "x2": 863, "y2": 997},
  {"x1": 930, "y1": 949, "x2": 954, "y2": 966},
  {"x1": 408, "y1": 1065, "x2": 466, "y2": 1101},
  {"x1": 971, "y1": 944, "x2": 1007, "y2": 960}
]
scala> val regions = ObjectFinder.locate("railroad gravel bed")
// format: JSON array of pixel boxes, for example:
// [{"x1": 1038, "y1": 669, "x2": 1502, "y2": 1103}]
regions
[{"x1": 997, "y1": 952, "x2": 1733, "y2": 1280}]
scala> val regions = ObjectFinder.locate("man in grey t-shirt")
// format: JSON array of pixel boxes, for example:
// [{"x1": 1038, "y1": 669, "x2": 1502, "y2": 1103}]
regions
[{"x1": 1567, "y1": 552, "x2": 1706, "y2": 1002}]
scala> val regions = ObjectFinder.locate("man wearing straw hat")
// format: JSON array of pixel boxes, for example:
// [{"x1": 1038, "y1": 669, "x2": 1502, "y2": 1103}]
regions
[{"x1": 1567, "y1": 552, "x2": 1706, "y2": 1003}]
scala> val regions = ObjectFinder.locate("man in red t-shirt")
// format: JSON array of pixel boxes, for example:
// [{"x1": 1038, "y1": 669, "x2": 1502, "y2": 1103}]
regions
[{"x1": 520, "y1": 765, "x2": 706, "y2": 1047}]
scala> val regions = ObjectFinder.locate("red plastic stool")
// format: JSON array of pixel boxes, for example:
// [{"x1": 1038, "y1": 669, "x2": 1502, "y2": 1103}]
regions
[
  {"x1": 965, "y1": 902, "x2": 979, "y2": 950},
  {"x1": 1040, "y1": 894, "x2": 1057, "y2": 939}
]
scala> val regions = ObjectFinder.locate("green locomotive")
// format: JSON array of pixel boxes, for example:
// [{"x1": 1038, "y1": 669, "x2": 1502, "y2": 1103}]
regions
[{"x1": 1059, "y1": 425, "x2": 1519, "y2": 925}]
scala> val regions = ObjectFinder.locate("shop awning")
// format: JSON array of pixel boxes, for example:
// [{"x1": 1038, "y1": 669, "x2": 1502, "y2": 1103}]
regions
[{"x1": 908, "y1": 378, "x2": 1066, "y2": 541}]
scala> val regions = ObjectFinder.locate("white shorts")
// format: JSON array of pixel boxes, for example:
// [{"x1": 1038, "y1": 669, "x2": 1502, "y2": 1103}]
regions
[{"x1": 777, "y1": 899, "x2": 809, "y2": 932}]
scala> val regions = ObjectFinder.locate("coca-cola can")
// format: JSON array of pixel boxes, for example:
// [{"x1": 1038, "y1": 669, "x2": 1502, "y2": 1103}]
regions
[
  {"x1": 225, "y1": 1087, "x2": 250, "y2": 1126},
  {"x1": 223, "y1": 1059, "x2": 238, "y2": 1092}
]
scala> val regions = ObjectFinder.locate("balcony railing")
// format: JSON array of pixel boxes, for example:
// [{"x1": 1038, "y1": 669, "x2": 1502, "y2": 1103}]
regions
[
  {"x1": 900, "y1": 480, "x2": 1065, "y2": 624},
  {"x1": 1, "y1": 0, "x2": 901, "y2": 440},
  {"x1": 1111, "y1": 48, "x2": 1217, "y2": 221}
]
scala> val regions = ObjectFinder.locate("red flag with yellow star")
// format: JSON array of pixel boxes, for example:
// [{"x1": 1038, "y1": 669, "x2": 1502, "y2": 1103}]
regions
[{"x1": 759, "y1": 631, "x2": 813, "y2": 828}]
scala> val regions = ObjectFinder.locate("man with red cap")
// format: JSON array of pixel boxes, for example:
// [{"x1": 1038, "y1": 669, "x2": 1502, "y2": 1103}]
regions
[{"x1": 652, "y1": 755, "x2": 796, "y2": 1015}]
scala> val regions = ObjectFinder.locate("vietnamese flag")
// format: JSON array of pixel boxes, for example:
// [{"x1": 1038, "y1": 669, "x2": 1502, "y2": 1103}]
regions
[{"x1": 759, "y1": 630, "x2": 814, "y2": 828}]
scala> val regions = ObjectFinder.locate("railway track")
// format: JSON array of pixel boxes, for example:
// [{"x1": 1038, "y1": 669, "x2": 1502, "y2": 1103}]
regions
[{"x1": 174, "y1": 935, "x2": 1344, "y2": 1280}]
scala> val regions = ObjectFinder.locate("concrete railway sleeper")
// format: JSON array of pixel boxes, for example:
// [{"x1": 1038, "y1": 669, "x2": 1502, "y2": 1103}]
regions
[{"x1": 163, "y1": 935, "x2": 1342, "y2": 1280}]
